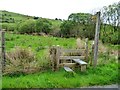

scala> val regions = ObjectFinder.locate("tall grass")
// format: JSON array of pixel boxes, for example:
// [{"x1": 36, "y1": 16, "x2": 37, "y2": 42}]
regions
[{"x1": 2, "y1": 60, "x2": 118, "y2": 88}]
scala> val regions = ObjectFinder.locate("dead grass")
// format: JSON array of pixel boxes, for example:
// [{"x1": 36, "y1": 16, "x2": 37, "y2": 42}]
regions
[
  {"x1": 4, "y1": 46, "x2": 40, "y2": 75},
  {"x1": 98, "y1": 41, "x2": 107, "y2": 53},
  {"x1": 76, "y1": 38, "x2": 85, "y2": 49}
]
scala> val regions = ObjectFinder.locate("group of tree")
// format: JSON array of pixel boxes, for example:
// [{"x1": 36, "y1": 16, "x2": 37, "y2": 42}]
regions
[
  {"x1": 100, "y1": 1, "x2": 119, "y2": 44},
  {"x1": 60, "y1": 1, "x2": 119, "y2": 44},
  {"x1": 60, "y1": 13, "x2": 96, "y2": 39}
]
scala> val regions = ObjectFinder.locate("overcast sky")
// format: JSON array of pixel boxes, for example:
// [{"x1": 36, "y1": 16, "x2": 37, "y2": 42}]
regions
[{"x1": 0, "y1": 0, "x2": 119, "y2": 19}]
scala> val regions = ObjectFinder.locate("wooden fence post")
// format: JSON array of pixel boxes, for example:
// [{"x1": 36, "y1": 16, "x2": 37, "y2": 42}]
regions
[
  {"x1": 85, "y1": 38, "x2": 88, "y2": 62},
  {"x1": 1, "y1": 31, "x2": 6, "y2": 71},
  {"x1": 93, "y1": 12, "x2": 101, "y2": 68},
  {"x1": 49, "y1": 46, "x2": 56, "y2": 71},
  {"x1": 90, "y1": 41, "x2": 94, "y2": 66},
  {"x1": 56, "y1": 45, "x2": 61, "y2": 70},
  {"x1": 49, "y1": 45, "x2": 60, "y2": 71}
]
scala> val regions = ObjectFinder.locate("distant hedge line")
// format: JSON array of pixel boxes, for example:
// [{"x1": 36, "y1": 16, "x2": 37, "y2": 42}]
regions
[{"x1": 1, "y1": 19, "x2": 119, "y2": 45}]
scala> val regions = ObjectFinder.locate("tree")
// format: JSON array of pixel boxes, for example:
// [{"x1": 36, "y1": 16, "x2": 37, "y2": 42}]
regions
[
  {"x1": 60, "y1": 20, "x2": 76, "y2": 37},
  {"x1": 67, "y1": 13, "x2": 95, "y2": 39},
  {"x1": 36, "y1": 18, "x2": 52, "y2": 34}
]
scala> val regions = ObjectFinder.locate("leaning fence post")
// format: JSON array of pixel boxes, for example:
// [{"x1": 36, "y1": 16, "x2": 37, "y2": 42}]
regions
[{"x1": 93, "y1": 12, "x2": 101, "y2": 68}]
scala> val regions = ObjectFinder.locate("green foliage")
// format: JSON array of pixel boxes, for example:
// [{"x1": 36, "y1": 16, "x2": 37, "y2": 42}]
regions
[
  {"x1": 101, "y1": 2, "x2": 119, "y2": 26},
  {"x1": 2, "y1": 23, "x2": 16, "y2": 31},
  {"x1": 17, "y1": 19, "x2": 36, "y2": 34},
  {"x1": 100, "y1": 24, "x2": 119, "y2": 44},
  {"x1": 60, "y1": 13, "x2": 95, "y2": 39},
  {"x1": 1, "y1": 10, "x2": 33, "y2": 23},
  {"x1": 68, "y1": 13, "x2": 92, "y2": 24},
  {"x1": 60, "y1": 20, "x2": 76, "y2": 37},
  {"x1": 60, "y1": 19, "x2": 95, "y2": 39},
  {"x1": 36, "y1": 18, "x2": 52, "y2": 34},
  {"x1": 100, "y1": 2, "x2": 119, "y2": 45}
]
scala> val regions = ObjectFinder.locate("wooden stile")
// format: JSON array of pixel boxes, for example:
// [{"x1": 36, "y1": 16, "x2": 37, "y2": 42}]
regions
[{"x1": 49, "y1": 38, "x2": 89, "y2": 72}]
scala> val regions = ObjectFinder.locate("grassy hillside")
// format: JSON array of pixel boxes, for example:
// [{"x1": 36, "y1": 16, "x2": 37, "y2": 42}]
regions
[
  {"x1": 0, "y1": 10, "x2": 62, "y2": 33},
  {"x1": 0, "y1": 10, "x2": 33, "y2": 23}
]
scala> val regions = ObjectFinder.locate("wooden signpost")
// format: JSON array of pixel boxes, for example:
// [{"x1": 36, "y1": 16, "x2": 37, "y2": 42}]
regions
[{"x1": 93, "y1": 12, "x2": 101, "y2": 68}]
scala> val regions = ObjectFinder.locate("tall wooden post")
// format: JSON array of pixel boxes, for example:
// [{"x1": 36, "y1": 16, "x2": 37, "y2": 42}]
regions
[
  {"x1": 85, "y1": 38, "x2": 88, "y2": 62},
  {"x1": 56, "y1": 45, "x2": 60, "y2": 70},
  {"x1": 49, "y1": 45, "x2": 60, "y2": 71},
  {"x1": 93, "y1": 12, "x2": 101, "y2": 68},
  {"x1": 0, "y1": 30, "x2": 6, "y2": 71},
  {"x1": 49, "y1": 46, "x2": 56, "y2": 71}
]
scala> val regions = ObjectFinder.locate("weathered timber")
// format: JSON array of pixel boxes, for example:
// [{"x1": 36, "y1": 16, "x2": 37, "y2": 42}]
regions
[
  {"x1": 81, "y1": 65, "x2": 86, "y2": 72},
  {"x1": 0, "y1": 31, "x2": 6, "y2": 71},
  {"x1": 93, "y1": 12, "x2": 101, "y2": 68},
  {"x1": 62, "y1": 49, "x2": 85, "y2": 53},
  {"x1": 73, "y1": 59, "x2": 87, "y2": 65},
  {"x1": 60, "y1": 56, "x2": 85, "y2": 60},
  {"x1": 73, "y1": 59, "x2": 87, "y2": 71},
  {"x1": 85, "y1": 38, "x2": 88, "y2": 62},
  {"x1": 56, "y1": 46, "x2": 61, "y2": 70},
  {"x1": 64, "y1": 66, "x2": 73, "y2": 72},
  {"x1": 59, "y1": 63, "x2": 76, "y2": 67}
]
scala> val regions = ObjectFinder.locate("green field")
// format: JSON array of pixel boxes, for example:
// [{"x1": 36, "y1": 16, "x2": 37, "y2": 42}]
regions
[
  {"x1": 5, "y1": 32, "x2": 76, "y2": 56},
  {"x1": 2, "y1": 33, "x2": 118, "y2": 88},
  {"x1": 3, "y1": 63, "x2": 118, "y2": 88}
]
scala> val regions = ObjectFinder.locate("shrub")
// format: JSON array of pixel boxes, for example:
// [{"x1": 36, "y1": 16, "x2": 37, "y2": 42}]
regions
[
  {"x1": 2, "y1": 23, "x2": 16, "y2": 31},
  {"x1": 17, "y1": 19, "x2": 36, "y2": 34}
]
